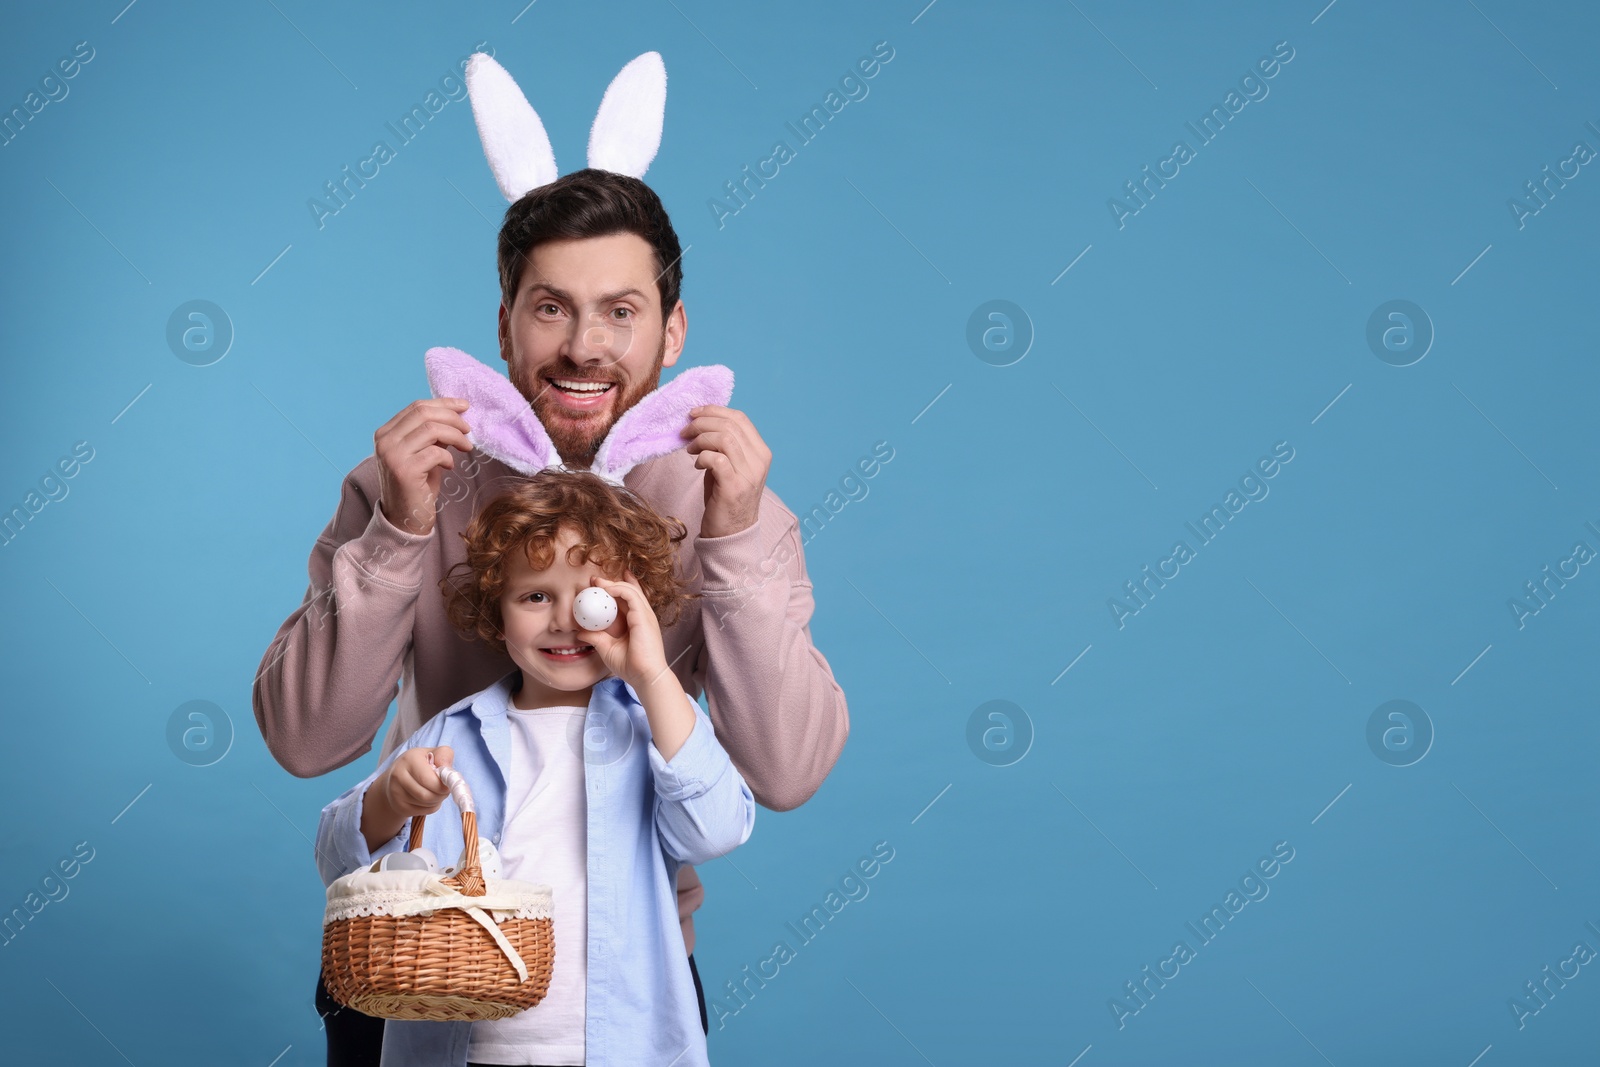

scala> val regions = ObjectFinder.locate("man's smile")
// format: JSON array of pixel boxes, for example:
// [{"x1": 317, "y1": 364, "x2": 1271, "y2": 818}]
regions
[{"x1": 546, "y1": 375, "x2": 617, "y2": 413}]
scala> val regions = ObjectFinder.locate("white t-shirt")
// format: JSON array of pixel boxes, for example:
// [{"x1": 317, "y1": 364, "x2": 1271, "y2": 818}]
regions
[{"x1": 467, "y1": 702, "x2": 588, "y2": 1066}]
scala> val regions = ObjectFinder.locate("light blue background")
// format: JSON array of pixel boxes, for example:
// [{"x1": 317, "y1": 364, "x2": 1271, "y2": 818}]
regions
[{"x1": 2, "y1": 1, "x2": 1597, "y2": 1064}]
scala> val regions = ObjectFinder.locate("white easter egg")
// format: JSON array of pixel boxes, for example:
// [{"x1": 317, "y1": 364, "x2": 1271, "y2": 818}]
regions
[
  {"x1": 377, "y1": 848, "x2": 437, "y2": 873},
  {"x1": 574, "y1": 586, "x2": 618, "y2": 631},
  {"x1": 475, "y1": 837, "x2": 503, "y2": 879}
]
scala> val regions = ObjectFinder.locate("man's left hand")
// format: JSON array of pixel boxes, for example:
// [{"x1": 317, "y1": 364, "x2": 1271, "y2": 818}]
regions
[{"x1": 683, "y1": 405, "x2": 771, "y2": 538}]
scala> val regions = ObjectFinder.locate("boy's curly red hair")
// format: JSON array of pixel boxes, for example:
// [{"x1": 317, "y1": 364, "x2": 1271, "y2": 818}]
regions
[{"x1": 440, "y1": 469, "x2": 693, "y2": 652}]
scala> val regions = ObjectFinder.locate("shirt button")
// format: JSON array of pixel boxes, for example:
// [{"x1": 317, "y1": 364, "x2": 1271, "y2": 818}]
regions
[{"x1": 492, "y1": 833, "x2": 501, "y2": 843}]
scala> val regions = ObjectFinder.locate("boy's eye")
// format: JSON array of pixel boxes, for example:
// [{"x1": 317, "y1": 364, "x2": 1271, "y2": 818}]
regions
[{"x1": 524, "y1": 592, "x2": 549, "y2": 603}]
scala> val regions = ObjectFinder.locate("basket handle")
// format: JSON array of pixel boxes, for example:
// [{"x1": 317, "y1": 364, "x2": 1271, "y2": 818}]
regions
[{"x1": 405, "y1": 760, "x2": 486, "y2": 897}]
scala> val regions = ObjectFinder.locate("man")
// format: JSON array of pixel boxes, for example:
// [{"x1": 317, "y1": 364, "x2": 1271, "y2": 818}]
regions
[{"x1": 253, "y1": 168, "x2": 848, "y2": 1064}]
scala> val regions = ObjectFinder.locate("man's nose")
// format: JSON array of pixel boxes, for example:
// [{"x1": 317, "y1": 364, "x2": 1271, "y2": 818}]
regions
[{"x1": 565, "y1": 313, "x2": 613, "y2": 365}]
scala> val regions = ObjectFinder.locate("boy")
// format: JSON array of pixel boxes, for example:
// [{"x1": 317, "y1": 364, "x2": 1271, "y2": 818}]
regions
[{"x1": 317, "y1": 470, "x2": 755, "y2": 1066}]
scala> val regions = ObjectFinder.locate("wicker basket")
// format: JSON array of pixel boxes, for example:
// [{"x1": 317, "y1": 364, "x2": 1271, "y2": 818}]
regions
[{"x1": 320, "y1": 767, "x2": 555, "y2": 1021}]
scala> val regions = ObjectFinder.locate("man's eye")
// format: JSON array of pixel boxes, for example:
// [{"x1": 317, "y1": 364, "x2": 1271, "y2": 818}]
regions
[
  {"x1": 537, "y1": 303, "x2": 560, "y2": 316},
  {"x1": 611, "y1": 307, "x2": 632, "y2": 320}
]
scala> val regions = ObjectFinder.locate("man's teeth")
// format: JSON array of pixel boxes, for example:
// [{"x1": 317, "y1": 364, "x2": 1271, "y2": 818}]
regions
[{"x1": 552, "y1": 378, "x2": 613, "y2": 395}]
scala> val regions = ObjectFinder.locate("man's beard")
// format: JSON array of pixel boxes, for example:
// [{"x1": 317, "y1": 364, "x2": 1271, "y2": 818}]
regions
[{"x1": 510, "y1": 330, "x2": 667, "y2": 469}]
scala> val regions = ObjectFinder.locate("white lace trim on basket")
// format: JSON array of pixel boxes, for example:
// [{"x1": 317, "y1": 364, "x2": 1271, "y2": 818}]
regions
[
  {"x1": 323, "y1": 891, "x2": 552, "y2": 924},
  {"x1": 324, "y1": 868, "x2": 553, "y2": 924}
]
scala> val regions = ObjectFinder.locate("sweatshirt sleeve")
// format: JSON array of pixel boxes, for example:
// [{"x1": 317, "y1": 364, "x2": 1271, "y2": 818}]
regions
[
  {"x1": 253, "y1": 455, "x2": 436, "y2": 778},
  {"x1": 650, "y1": 693, "x2": 756, "y2": 866},
  {"x1": 691, "y1": 493, "x2": 849, "y2": 811}
]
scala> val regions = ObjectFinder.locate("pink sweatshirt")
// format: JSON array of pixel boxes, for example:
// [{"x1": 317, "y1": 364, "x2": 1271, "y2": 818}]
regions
[{"x1": 253, "y1": 444, "x2": 849, "y2": 954}]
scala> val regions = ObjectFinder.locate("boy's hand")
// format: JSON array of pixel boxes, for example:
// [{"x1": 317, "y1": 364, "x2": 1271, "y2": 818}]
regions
[
  {"x1": 584, "y1": 575, "x2": 672, "y2": 692},
  {"x1": 377, "y1": 746, "x2": 455, "y2": 819},
  {"x1": 360, "y1": 745, "x2": 454, "y2": 854}
]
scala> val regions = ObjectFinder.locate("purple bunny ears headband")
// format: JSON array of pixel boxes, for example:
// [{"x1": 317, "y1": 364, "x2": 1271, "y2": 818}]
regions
[
  {"x1": 426, "y1": 53, "x2": 729, "y2": 485},
  {"x1": 425, "y1": 348, "x2": 733, "y2": 486}
]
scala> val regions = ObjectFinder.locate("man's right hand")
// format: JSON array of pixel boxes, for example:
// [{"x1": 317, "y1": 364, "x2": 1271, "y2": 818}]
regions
[{"x1": 375, "y1": 398, "x2": 474, "y2": 536}]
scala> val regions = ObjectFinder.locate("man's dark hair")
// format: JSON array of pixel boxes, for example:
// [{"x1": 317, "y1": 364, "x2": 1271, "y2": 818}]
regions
[{"x1": 496, "y1": 168, "x2": 683, "y2": 319}]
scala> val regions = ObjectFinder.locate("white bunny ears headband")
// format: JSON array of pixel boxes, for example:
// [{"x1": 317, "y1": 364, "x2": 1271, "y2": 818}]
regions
[
  {"x1": 426, "y1": 51, "x2": 732, "y2": 487},
  {"x1": 465, "y1": 49, "x2": 667, "y2": 200}
]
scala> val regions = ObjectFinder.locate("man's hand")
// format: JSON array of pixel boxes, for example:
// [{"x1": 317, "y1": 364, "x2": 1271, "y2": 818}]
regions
[
  {"x1": 682, "y1": 405, "x2": 771, "y2": 539},
  {"x1": 375, "y1": 398, "x2": 474, "y2": 536}
]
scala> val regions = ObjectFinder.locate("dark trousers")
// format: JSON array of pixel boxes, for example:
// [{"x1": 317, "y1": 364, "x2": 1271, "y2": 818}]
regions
[{"x1": 318, "y1": 954, "x2": 709, "y2": 1066}]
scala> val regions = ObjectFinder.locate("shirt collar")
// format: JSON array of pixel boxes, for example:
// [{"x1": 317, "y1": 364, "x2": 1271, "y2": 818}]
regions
[{"x1": 451, "y1": 671, "x2": 631, "y2": 722}]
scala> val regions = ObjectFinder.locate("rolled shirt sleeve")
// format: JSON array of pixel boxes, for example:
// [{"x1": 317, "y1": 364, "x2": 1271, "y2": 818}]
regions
[{"x1": 650, "y1": 694, "x2": 757, "y2": 866}]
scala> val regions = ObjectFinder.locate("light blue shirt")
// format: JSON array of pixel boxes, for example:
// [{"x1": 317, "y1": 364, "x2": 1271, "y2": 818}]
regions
[{"x1": 316, "y1": 671, "x2": 756, "y2": 1067}]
